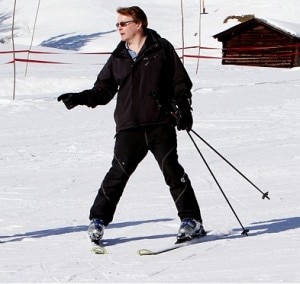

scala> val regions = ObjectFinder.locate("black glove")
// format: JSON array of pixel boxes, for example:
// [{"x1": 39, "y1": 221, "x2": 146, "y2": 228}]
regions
[
  {"x1": 57, "y1": 93, "x2": 83, "y2": 110},
  {"x1": 176, "y1": 107, "x2": 193, "y2": 131},
  {"x1": 172, "y1": 96, "x2": 193, "y2": 131}
]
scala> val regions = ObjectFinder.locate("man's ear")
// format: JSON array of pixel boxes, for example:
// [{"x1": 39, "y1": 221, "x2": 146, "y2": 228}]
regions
[{"x1": 136, "y1": 22, "x2": 142, "y2": 30}]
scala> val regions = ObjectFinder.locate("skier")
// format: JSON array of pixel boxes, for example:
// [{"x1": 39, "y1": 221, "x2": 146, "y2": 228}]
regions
[{"x1": 58, "y1": 6, "x2": 205, "y2": 243}]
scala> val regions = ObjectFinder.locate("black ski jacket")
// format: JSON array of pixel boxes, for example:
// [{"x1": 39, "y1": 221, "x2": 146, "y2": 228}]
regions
[{"x1": 80, "y1": 28, "x2": 192, "y2": 132}]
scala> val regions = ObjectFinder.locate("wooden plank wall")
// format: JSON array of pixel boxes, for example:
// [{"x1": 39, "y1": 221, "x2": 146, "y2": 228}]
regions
[{"x1": 222, "y1": 25, "x2": 298, "y2": 68}]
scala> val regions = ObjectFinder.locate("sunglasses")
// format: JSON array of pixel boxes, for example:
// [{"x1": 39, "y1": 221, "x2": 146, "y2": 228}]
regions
[{"x1": 116, "y1": 20, "x2": 135, "y2": 28}]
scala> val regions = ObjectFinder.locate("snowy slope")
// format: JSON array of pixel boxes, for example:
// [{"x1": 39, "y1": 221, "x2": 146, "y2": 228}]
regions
[{"x1": 1, "y1": 0, "x2": 300, "y2": 282}]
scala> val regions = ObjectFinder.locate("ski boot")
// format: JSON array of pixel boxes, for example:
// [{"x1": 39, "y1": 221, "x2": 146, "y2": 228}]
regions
[
  {"x1": 176, "y1": 218, "x2": 206, "y2": 243},
  {"x1": 88, "y1": 219, "x2": 104, "y2": 242}
]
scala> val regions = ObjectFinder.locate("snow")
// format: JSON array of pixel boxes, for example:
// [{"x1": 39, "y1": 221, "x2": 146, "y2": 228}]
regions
[
  {"x1": 1, "y1": 0, "x2": 300, "y2": 282},
  {"x1": 263, "y1": 18, "x2": 300, "y2": 37}
]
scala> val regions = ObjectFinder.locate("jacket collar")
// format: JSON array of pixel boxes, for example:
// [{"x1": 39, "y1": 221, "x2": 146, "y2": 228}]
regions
[{"x1": 112, "y1": 29, "x2": 162, "y2": 58}]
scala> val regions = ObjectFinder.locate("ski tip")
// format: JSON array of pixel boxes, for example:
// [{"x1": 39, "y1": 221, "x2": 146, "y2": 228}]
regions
[
  {"x1": 91, "y1": 246, "x2": 107, "y2": 254},
  {"x1": 137, "y1": 249, "x2": 155, "y2": 256}
]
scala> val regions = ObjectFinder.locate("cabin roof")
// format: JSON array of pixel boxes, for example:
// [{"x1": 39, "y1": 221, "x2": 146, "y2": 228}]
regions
[{"x1": 213, "y1": 18, "x2": 300, "y2": 40}]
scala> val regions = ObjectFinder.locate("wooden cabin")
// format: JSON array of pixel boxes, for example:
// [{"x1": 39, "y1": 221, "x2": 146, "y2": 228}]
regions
[{"x1": 213, "y1": 18, "x2": 300, "y2": 68}]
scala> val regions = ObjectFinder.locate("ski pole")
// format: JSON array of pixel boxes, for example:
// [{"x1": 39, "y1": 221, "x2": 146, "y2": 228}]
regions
[
  {"x1": 190, "y1": 129, "x2": 270, "y2": 200},
  {"x1": 186, "y1": 131, "x2": 249, "y2": 236}
]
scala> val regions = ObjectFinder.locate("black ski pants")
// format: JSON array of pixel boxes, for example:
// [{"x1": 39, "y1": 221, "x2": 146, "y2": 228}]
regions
[{"x1": 89, "y1": 124, "x2": 202, "y2": 226}]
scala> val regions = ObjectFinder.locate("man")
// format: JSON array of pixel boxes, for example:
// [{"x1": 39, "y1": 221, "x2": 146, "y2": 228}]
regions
[{"x1": 58, "y1": 6, "x2": 205, "y2": 244}]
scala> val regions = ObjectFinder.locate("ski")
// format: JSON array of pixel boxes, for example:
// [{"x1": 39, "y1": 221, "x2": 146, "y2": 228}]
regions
[
  {"x1": 137, "y1": 231, "x2": 230, "y2": 256},
  {"x1": 138, "y1": 236, "x2": 205, "y2": 255},
  {"x1": 90, "y1": 240, "x2": 107, "y2": 254}
]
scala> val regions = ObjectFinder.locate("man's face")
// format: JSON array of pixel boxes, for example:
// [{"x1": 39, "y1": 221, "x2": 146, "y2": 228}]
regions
[{"x1": 116, "y1": 14, "x2": 139, "y2": 42}]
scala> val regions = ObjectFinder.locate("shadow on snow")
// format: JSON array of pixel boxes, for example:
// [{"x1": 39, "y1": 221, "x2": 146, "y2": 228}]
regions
[
  {"x1": 0, "y1": 12, "x2": 14, "y2": 44},
  {"x1": 0, "y1": 218, "x2": 173, "y2": 243},
  {"x1": 1, "y1": 216, "x2": 299, "y2": 244},
  {"x1": 246, "y1": 216, "x2": 300, "y2": 235},
  {"x1": 39, "y1": 30, "x2": 116, "y2": 51}
]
